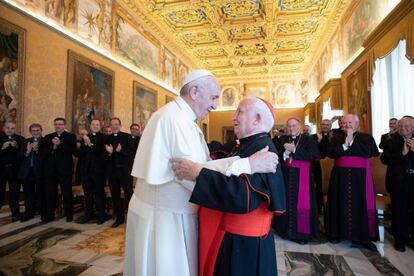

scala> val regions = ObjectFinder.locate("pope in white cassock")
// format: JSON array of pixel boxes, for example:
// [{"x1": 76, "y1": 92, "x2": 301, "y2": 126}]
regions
[{"x1": 124, "y1": 70, "x2": 278, "y2": 276}]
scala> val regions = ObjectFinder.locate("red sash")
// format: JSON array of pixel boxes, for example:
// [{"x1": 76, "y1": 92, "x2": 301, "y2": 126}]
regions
[
  {"x1": 283, "y1": 160, "x2": 311, "y2": 234},
  {"x1": 198, "y1": 203, "x2": 272, "y2": 276},
  {"x1": 334, "y1": 156, "x2": 376, "y2": 238}
]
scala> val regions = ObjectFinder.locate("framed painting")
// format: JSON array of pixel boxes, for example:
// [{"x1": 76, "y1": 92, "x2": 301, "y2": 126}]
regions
[
  {"x1": 113, "y1": 7, "x2": 160, "y2": 78},
  {"x1": 177, "y1": 61, "x2": 189, "y2": 88},
  {"x1": 347, "y1": 62, "x2": 371, "y2": 133},
  {"x1": 244, "y1": 83, "x2": 268, "y2": 99},
  {"x1": 133, "y1": 81, "x2": 157, "y2": 126},
  {"x1": 66, "y1": 50, "x2": 114, "y2": 133},
  {"x1": 0, "y1": 18, "x2": 26, "y2": 133},
  {"x1": 162, "y1": 47, "x2": 176, "y2": 87},
  {"x1": 220, "y1": 86, "x2": 239, "y2": 108},
  {"x1": 222, "y1": 126, "x2": 235, "y2": 144}
]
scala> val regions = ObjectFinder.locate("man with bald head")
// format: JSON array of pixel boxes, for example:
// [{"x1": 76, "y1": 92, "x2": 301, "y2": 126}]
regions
[
  {"x1": 171, "y1": 96, "x2": 286, "y2": 276},
  {"x1": 124, "y1": 71, "x2": 279, "y2": 276},
  {"x1": 381, "y1": 117, "x2": 414, "y2": 252},
  {"x1": 325, "y1": 114, "x2": 379, "y2": 249},
  {"x1": 274, "y1": 117, "x2": 320, "y2": 244}
]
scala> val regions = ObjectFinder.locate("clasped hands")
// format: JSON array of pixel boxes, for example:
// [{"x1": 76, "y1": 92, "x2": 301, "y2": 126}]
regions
[
  {"x1": 171, "y1": 145, "x2": 279, "y2": 182},
  {"x1": 403, "y1": 137, "x2": 414, "y2": 155}
]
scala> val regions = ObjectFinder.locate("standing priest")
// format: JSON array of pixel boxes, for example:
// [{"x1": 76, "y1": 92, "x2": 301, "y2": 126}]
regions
[
  {"x1": 274, "y1": 117, "x2": 320, "y2": 244},
  {"x1": 325, "y1": 114, "x2": 379, "y2": 249},
  {"x1": 171, "y1": 96, "x2": 286, "y2": 276}
]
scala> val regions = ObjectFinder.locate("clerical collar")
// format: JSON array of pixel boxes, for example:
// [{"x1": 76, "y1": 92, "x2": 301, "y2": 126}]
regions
[
  {"x1": 92, "y1": 132, "x2": 96, "y2": 136},
  {"x1": 239, "y1": 132, "x2": 269, "y2": 146},
  {"x1": 113, "y1": 133, "x2": 118, "y2": 137},
  {"x1": 175, "y1": 96, "x2": 197, "y2": 123},
  {"x1": 8, "y1": 136, "x2": 13, "y2": 139}
]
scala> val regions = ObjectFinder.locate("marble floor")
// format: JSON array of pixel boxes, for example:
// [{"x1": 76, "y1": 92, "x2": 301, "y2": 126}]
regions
[{"x1": 0, "y1": 202, "x2": 413, "y2": 276}]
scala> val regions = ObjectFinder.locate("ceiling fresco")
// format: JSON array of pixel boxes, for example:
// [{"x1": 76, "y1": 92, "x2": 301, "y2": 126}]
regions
[{"x1": 119, "y1": 0, "x2": 352, "y2": 83}]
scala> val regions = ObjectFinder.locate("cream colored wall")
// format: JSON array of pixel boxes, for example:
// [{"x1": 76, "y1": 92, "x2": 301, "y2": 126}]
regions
[
  {"x1": 208, "y1": 108, "x2": 304, "y2": 143},
  {"x1": 0, "y1": 3, "x2": 177, "y2": 136}
]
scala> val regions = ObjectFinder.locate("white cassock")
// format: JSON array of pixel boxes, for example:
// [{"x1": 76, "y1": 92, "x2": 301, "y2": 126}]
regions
[{"x1": 124, "y1": 96, "x2": 251, "y2": 276}]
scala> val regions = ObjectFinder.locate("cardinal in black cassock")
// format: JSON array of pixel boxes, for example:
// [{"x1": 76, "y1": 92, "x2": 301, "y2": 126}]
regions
[
  {"x1": 325, "y1": 114, "x2": 379, "y2": 247},
  {"x1": 172, "y1": 97, "x2": 286, "y2": 276},
  {"x1": 274, "y1": 117, "x2": 320, "y2": 243}
]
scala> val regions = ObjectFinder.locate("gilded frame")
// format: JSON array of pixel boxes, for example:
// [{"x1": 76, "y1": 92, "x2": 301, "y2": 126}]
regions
[
  {"x1": 0, "y1": 18, "x2": 26, "y2": 133},
  {"x1": 66, "y1": 50, "x2": 115, "y2": 133}
]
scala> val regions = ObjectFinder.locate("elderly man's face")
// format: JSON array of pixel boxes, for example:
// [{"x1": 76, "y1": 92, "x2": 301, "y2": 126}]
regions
[
  {"x1": 193, "y1": 77, "x2": 220, "y2": 120},
  {"x1": 232, "y1": 99, "x2": 256, "y2": 139},
  {"x1": 398, "y1": 118, "x2": 413, "y2": 138},
  {"x1": 287, "y1": 119, "x2": 300, "y2": 136},
  {"x1": 342, "y1": 115, "x2": 358, "y2": 131}
]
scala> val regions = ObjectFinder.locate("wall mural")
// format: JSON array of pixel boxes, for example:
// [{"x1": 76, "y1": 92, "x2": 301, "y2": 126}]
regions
[
  {"x1": 66, "y1": 50, "x2": 113, "y2": 133},
  {"x1": 342, "y1": 0, "x2": 399, "y2": 64},
  {"x1": 220, "y1": 85, "x2": 240, "y2": 108},
  {"x1": 9, "y1": 0, "x2": 191, "y2": 89},
  {"x1": 0, "y1": 18, "x2": 25, "y2": 132},
  {"x1": 347, "y1": 62, "x2": 370, "y2": 132},
  {"x1": 113, "y1": 6, "x2": 160, "y2": 79}
]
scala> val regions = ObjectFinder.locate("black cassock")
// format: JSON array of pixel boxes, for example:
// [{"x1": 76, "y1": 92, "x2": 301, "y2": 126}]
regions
[
  {"x1": 273, "y1": 134, "x2": 320, "y2": 241},
  {"x1": 380, "y1": 134, "x2": 414, "y2": 246},
  {"x1": 190, "y1": 132, "x2": 286, "y2": 276},
  {"x1": 325, "y1": 132, "x2": 379, "y2": 242}
]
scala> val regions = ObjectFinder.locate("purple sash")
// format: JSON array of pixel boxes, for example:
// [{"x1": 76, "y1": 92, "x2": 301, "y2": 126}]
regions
[
  {"x1": 283, "y1": 160, "x2": 311, "y2": 234},
  {"x1": 334, "y1": 156, "x2": 376, "y2": 238}
]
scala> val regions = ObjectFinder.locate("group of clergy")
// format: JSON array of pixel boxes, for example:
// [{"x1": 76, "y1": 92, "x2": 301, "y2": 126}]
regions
[
  {"x1": 0, "y1": 117, "x2": 142, "y2": 228},
  {"x1": 271, "y1": 114, "x2": 414, "y2": 254}
]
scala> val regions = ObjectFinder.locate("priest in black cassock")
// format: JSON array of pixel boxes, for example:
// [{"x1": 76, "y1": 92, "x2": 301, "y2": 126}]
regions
[
  {"x1": 172, "y1": 96, "x2": 286, "y2": 276},
  {"x1": 78, "y1": 119, "x2": 107, "y2": 224},
  {"x1": 325, "y1": 114, "x2": 379, "y2": 249},
  {"x1": 380, "y1": 117, "x2": 414, "y2": 252},
  {"x1": 311, "y1": 119, "x2": 332, "y2": 214},
  {"x1": 105, "y1": 117, "x2": 134, "y2": 228},
  {"x1": 274, "y1": 117, "x2": 320, "y2": 244}
]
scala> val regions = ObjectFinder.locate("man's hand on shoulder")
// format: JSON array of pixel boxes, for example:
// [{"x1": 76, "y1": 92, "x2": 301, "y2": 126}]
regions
[{"x1": 249, "y1": 146, "x2": 278, "y2": 174}]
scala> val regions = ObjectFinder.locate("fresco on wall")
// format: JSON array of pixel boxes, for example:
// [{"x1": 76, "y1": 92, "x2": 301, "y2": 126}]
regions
[
  {"x1": 0, "y1": 18, "x2": 25, "y2": 133},
  {"x1": 77, "y1": 0, "x2": 111, "y2": 49},
  {"x1": 177, "y1": 61, "x2": 189, "y2": 88},
  {"x1": 114, "y1": 7, "x2": 159, "y2": 78},
  {"x1": 343, "y1": 0, "x2": 400, "y2": 63},
  {"x1": 347, "y1": 62, "x2": 370, "y2": 132},
  {"x1": 162, "y1": 48, "x2": 176, "y2": 87},
  {"x1": 220, "y1": 86, "x2": 239, "y2": 108},
  {"x1": 270, "y1": 82, "x2": 307, "y2": 108},
  {"x1": 244, "y1": 83, "x2": 267, "y2": 99},
  {"x1": 66, "y1": 51, "x2": 113, "y2": 133},
  {"x1": 133, "y1": 81, "x2": 157, "y2": 127}
]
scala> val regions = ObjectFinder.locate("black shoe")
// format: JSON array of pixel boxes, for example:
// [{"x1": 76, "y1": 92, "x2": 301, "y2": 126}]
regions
[
  {"x1": 66, "y1": 216, "x2": 73, "y2": 222},
  {"x1": 77, "y1": 216, "x2": 93, "y2": 224},
  {"x1": 97, "y1": 219, "x2": 105, "y2": 225},
  {"x1": 329, "y1": 238, "x2": 341, "y2": 244},
  {"x1": 11, "y1": 216, "x2": 21, "y2": 222},
  {"x1": 20, "y1": 215, "x2": 34, "y2": 222},
  {"x1": 111, "y1": 219, "x2": 124, "y2": 228},
  {"x1": 362, "y1": 242, "x2": 377, "y2": 251},
  {"x1": 394, "y1": 243, "x2": 406, "y2": 252}
]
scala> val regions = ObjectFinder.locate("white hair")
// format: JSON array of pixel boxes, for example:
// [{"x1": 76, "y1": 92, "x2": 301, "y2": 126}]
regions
[{"x1": 244, "y1": 96, "x2": 274, "y2": 132}]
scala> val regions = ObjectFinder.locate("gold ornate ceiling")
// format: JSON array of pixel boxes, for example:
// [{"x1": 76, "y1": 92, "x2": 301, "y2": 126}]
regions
[{"x1": 119, "y1": 0, "x2": 352, "y2": 83}]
